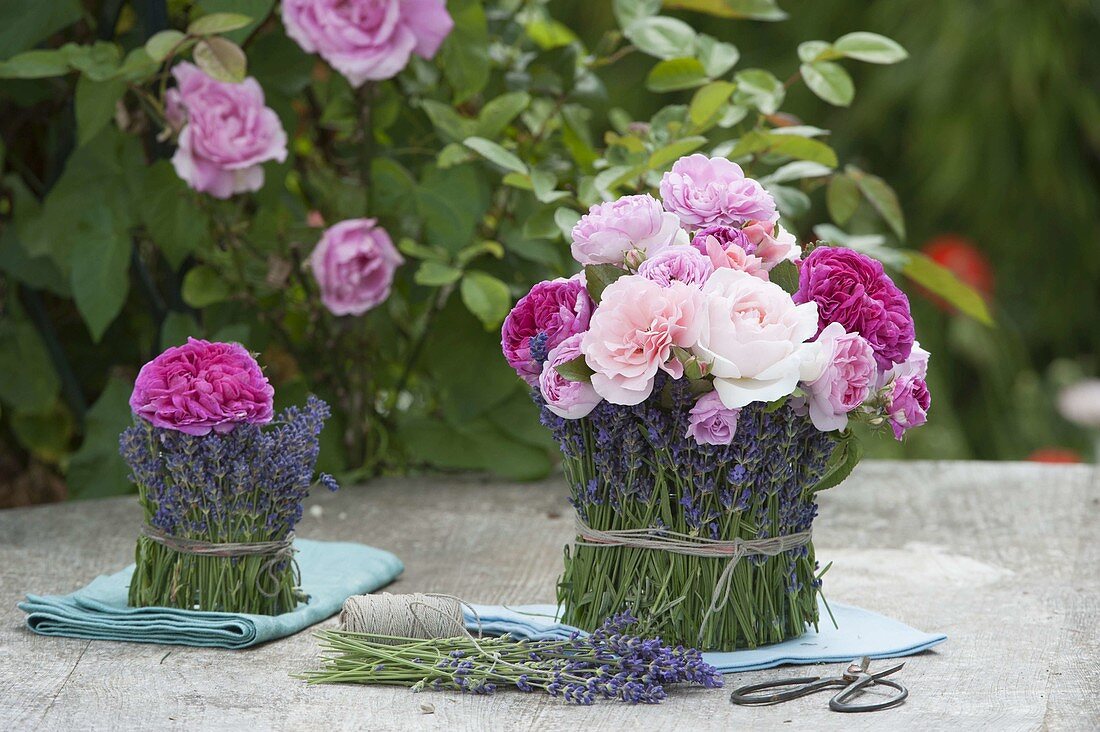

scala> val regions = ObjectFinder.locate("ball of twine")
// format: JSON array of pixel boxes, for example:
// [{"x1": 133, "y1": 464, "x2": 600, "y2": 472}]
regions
[{"x1": 338, "y1": 592, "x2": 467, "y2": 643}]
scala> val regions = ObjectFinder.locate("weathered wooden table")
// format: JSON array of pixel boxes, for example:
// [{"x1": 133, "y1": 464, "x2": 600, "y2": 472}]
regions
[{"x1": 1, "y1": 461, "x2": 1098, "y2": 731}]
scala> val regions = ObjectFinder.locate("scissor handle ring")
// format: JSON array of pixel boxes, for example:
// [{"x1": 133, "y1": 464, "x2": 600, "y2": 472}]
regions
[
  {"x1": 829, "y1": 678, "x2": 909, "y2": 713},
  {"x1": 730, "y1": 676, "x2": 829, "y2": 706}
]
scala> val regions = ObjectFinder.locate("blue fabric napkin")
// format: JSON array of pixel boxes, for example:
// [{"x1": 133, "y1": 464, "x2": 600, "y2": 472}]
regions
[
  {"x1": 465, "y1": 599, "x2": 946, "y2": 673},
  {"x1": 19, "y1": 539, "x2": 403, "y2": 649}
]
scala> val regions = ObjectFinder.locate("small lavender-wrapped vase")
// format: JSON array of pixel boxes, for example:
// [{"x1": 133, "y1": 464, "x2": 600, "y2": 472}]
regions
[{"x1": 541, "y1": 376, "x2": 836, "y2": 652}]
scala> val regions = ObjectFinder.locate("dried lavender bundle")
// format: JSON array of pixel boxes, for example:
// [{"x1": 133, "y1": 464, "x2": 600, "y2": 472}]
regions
[
  {"x1": 301, "y1": 611, "x2": 723, "y2": 704},
  {"x1": 543, "y1": 375, "x2": 835, "y2": 651},
  {"x1": 120, "y1": 395, "x2": 339, "y2": 614}
]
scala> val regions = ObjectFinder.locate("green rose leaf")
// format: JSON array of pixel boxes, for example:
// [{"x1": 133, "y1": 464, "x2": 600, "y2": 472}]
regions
[
  {"x1": 525, "y1": 19, "x2": 578, "y2": 50},
  {"x1": 140, "y1": 161, "x2": 211, "y2": 270},
  {"x1": 464, "y1": 136, "x2": 528, "y2": 175},
  {"x1": 625, "y1": 16, "x2": 697, "y2": 60},
  {"x1": 848, "y1": 166, "x2": 905, "y2": 239},
  {"x1": 0, "y1": 318, "x2": 60, "y2": 414},
  {"x1": 584, "y1": 263, "x2": 627, "y2": 303},
  {"x1": 646, "y1": 57, "x2": 709, "y2": 92},
  {"x1": 688, "y1": 80, "x2": 736, "y2": 129},
  {"x1": 826, "y1": 173, "x2": 861, "y2": 225},
  {"x1": 474, "y1": 91, "x2": 531, "y2": 139},
  {"x1": 613, "y1": 0, "x2": 662, "y2": 28},
  {"x1": 460, "y1": 271, "x2": 512, "y2": 329},
  {"x1": 833, "y1": 32, "x2": 908, "y2": 64},
  {"x1": 69, "y1": 208, "x2": 131, "y2": 343},
  {"x1": 797, "y1": 40, "x2": 839, "y2": 63},
  {"x1": 901, "y1": 252, "x2": 994, "y2": 325},
  {"x1": 555, "y1": 355, "x2": 594, "y2": 383},
  {"x1": 554, "y1": 208, "x2": 581, "y2": 241},
  {"x1": 75, "y1": 76, "x2": 126, "y2": 146},
  {"x1": 648, "y1": 136, "x2": 708, "y2": 170},
  {"x1": 182, "y1": 264, "x2": 231, "y2": 308},
  {"x1": 0, "y1": 48, "x2": 72, "y2": 78},
  {"x1": 769, "y1": 259, "x2": 799, "y2": 294},
  {"x1": 193, "y1": 36, "x2": 247, "y2": 83},
  {"x1": 440, "y1": 0, "x2": 489, "y2": 103},
  {"x1": 663, "y1": 0, "x2": 787, "y2": 21},
  {"x1": 763, "y1": 160, "x2": 834, "y2": 184},
  {"x1": 414, "y1": 260, "x2": 464, "y2": 286},
  {"x1": 186, "y1": 12, "x2": 253, "y2": 36},
  {"x1": 800, "y1": 60, "x2": 854, "y2": 107},
  {"x1": 0, "y1": 0, "x2": 81, "y2": 58},
  {"x1": 733, "y1": 68, "x2": 785, "y2": 115},
  {"x1": 67, "y1": 377, "x2": 135, "y2": 499},
  {"x1": 810, "y1": 431, "x2": 864, "y2": 494},
  {"x1": 144, "y1": 30, "x2": 187, "y2": 62},
  {"x1": 694, "y1": 35, "x2": 739, "y2": 78}
]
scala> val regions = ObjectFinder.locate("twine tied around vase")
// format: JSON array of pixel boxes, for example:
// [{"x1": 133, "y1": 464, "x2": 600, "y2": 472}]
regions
[
  {"x1": 573, "y1": 516, "x2": 813, "y2": 644},
  {"x1": 140, "y1": 524, "x2": 299, "y2": 598}
]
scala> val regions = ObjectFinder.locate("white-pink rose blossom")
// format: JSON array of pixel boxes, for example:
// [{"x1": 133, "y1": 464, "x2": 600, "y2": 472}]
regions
[
  {"x1": 571, "y1": 194, "x2": 687, "y2": 266},
  {"x1": 693, "y1": 268, "x2": 819, "y2": 409},
  {"x1": 800, "y1": 322, "x2": 877, "y2": 432}
]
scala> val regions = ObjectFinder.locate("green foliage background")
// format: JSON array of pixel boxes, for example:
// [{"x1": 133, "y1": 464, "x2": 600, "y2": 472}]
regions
[{"x1": 1, "y1": 0, "x2": 1096, "y2": 503}]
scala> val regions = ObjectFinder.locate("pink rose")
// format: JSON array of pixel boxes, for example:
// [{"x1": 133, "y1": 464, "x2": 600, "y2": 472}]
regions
[
  {"x1": 166, "y1": 63, "x2": 287, "y2": 199},
  {"x1": 501, "y1": 276, "x2": 593, "y2": 386},
  {"x1": 282, "y1": 0, "x2": 453, "y2": 87},
  {"x1": 878, "y1": 342, "x2": 931, "y2": 440},
  {"x1": 686, "y1": 391, "x2": 740, "y2": 446},
  {"x1": 693, "y1": 268, "x2": 819, "y2": 408},
  {"x1": 582, "y1": 276, "x2": 702, "y2": 405},
  {"x1": 130, "y1": 338, "x2": 274, "y2": 436},
  {"x1": 636, "y1": 245, "x2": 713, "y2": 287},
  {"x1": 659, "y1": 154, "x2": 778, "y2": 230},
  {"x1": 701, "y1": 235, "x2": 768, "y2": 280},
  {"x1": 571, "y1": 194, "x2": 687, "y2": 266},
  {"x1": 800, "y1": 322, "x2": 876, "y2": 432},
  {"x1": 539, "y1": 334, "x2": 602, "y2": 419},
  {"x1": 742, "y1": 222, "x2": 801, "y2": 268},
  {"x1": 309, "y1": 218, "x2": 404, "y2": 316}
]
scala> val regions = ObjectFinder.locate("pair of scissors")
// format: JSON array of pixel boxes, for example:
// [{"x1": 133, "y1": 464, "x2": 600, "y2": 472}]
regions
[{"x1": 729, "y1": 656, "x2": 909, "y2": 713}]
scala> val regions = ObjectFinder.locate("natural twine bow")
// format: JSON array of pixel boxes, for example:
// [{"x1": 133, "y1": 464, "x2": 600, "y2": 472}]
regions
[
  {"x1": 574, "y1": 516, "x2": 812, "y2": 644},
  {"x1": 140, "y1": 524, "x2": 299, "y2": 598}
]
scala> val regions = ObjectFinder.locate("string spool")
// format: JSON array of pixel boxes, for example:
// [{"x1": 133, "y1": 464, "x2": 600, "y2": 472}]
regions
[{"x1": 338, "y1": 592, "x2": 466, "y2": 643}]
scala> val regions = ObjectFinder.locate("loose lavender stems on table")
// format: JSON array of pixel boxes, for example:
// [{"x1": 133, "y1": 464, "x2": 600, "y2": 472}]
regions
[{"x1": 301, "y1": 611, "x2": 723, "y2": 704}]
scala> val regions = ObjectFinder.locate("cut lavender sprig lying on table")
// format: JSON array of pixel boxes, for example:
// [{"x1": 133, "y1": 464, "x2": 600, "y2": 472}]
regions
[{"x1": 300, "y1": 611, "x2": 723, "y2": 704}]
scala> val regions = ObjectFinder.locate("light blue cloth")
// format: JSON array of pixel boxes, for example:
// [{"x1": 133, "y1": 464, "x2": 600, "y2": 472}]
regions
[
  {"x1": 19, "y1": 539, "x2": 403, "y2": 649},
  {"x1": 465, "y1": 599, "x2": 946, "y2": 673}
]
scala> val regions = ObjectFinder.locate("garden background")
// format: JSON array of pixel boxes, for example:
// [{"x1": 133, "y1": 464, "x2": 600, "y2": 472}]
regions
[{"x1": 1, "y1": 0, "x2": 1098, "y2": 507}]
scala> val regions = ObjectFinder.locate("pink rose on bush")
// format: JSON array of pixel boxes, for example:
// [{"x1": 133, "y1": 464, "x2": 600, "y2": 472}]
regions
[
  {"x1": 800, "y1": 322, "x2": 876, "y2": 432},
  {"x1": 686, "y1": 391, "x2": 740, "y2": 446},
  {"x1": 166, "y1": 63, "x2": 287, "y2": 199},
  {"x1": 742, "y1": 222, "x2": 801, "y2": 267},
  {"x1": 880, "y1": 343, "x2": 931, "y2": 440},
  {"x1": 693, "y1": 269, "x2": 819, "y2": 409},
  {"x1": 794, "y1": 246, "x2": 915, "y2": 370},
  {"x1": 700, "y1": 235, "x2": 768, "y2": 280},
  {"x1": 502, "y1": 276, "x2": 593, "y2": 386},
  {"x1": 571, "y1": 194, "x2": 686, "y2": 266},
  {"x1": 582, "y1": 276, "x2": 702, "y2": 405},
  {"x1": 130, "y1": 338, "x2": 274, "y2": 436},
  {"x1": 539, "y1": 334, "x2": 602, "y2": 419},
  {"x1": 660, "y1": 154, "x2": 778, "y2": 230},
  {"x1": 636, "y1": 245, "x2": 713, "y2": 287},
  {"x1": 282, "y1": 0, "x2": 453, "y2": 87},
  {"x1": 309, "y1": 218, "x2": 404, "y2": 316}
]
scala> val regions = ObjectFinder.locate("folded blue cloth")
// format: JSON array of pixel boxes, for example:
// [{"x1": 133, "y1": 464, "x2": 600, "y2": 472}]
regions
[
  {"x1": 465, "y1": 599, "x2": 946, "y2": 673},
  {"x1": 19, "y1": 539, "x2": 403, "y2": 649}
]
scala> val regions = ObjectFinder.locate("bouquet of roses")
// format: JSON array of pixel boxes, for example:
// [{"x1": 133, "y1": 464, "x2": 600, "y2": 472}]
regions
[
  {"x1": 500, "y1": 154, "x2": 930, "y2": 650},
  {"x1": 120, "y1": 338, "x2": 338, "y2": 615}
]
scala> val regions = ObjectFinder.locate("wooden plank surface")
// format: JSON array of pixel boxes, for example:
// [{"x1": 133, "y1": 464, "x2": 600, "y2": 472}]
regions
[{"x1": 1, "y1": 461, "x2": 1098, "y2": 731}]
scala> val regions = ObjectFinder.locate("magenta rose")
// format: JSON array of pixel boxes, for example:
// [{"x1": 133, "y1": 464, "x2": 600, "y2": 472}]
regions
[
  {"x1": 582, "y1": 276, "x2": 702, "y2": 405},
  {"x1": 282, "y1": 0, "x2": 453, "y2": 87},
  {"x1": 691, "y1": 225, "x2": 750, "y2": 255},
  {"x1": 166, "y1": 63, "x2": 287, "y2": 199},
  {"x1": 502, "y1": 276, "x2": 593, "y2": 386},
  {"x1": 801, "y1": 322, "x2": 876, "y2": 432},
  {"x1": 686, "y1": 390, "x2": 740, "y2": 446},
  {"x1": 636, "y1": 245, "x2": 713, "y2": 287},
  {"x1": 539, "y1": 334, "x2": 602, "y2": 419},
  {"x1": 660, "y1": 154, "x2": 778, "y2": 230},
  {"x1": 571, "y1": 194, "x2": 686, "y2": 266},
  {"x1": 309, "y1": 218, "x2": 404, "y2": 316},
  {"x1": 130, "y1": 338, "x2": 274, "y2": 436},
  {"x1": 794, "y1": 246, "x2": 915, "y2": 370},
  {"x1": 879, "y1": 343, "x2": 931, "y2": 440}
]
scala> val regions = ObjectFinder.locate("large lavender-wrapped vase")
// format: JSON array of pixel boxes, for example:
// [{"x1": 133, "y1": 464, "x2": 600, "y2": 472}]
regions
[{"x1": 541, "y1": 377, "x2": 835, "y2": 652}]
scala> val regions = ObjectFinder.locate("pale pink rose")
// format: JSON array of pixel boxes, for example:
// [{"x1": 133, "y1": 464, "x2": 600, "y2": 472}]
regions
[
  {"x1": 659, "y1": 154, "x2": 778, "y2": 229},
  {"x1": 539, "y1": 334, "x2": 602, "y2": 419},
  {"x1": 702, "y1": 235, "x2": 768, "y2": 280},
  {"x1": 800, "y1": 322, "x2": 876, "y2": 432},
  {"x1": 693, "y1": 268, "x2": 819, "y2": 408},
  {"x1": 582, "y1": 276, "x2": 702, "y2": 405},
  {"x1": 167, "y1": 63, "x2": 287, "y2": 199},
  {"x1": 571, "y1": 194, "x2": 687, "y2": 266},
  {"x1": 282, "y1": 0, "x2": 454, "y2": 87},
  {"x1": 686, "y1": 390, "x2": 740, "y2": 446},
  {"x1": 309, "y1": 218, "x2": 404, "y2": 316}
]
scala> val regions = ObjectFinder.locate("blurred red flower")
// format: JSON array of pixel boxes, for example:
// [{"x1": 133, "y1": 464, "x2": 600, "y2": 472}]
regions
[
  {"x1": 921, "y1": 234, "x2": 994, "y2": 313},
  {"x1": 1026, "y1": 447, "x2": 1082, "y2": 464}
]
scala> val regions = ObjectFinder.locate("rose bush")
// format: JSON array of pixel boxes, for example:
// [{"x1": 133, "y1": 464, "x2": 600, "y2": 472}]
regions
[{"x1": 0, "y1": 0, "x2": 982, "y2": 498}]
